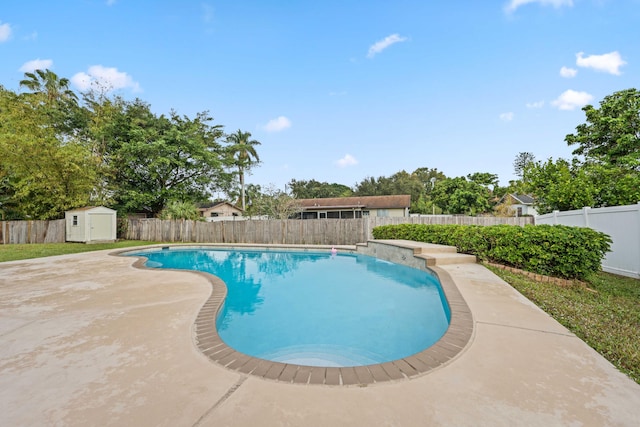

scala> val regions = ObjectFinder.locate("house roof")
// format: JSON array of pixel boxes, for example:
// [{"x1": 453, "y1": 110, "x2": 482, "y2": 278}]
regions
[
  {"x1": 297, "y1": 195, "x2": 411, "y2": 211},
  {"x1": 511, "y1": 194, "x2": 535, "y2": 205},
  {"x1": 198, "y1": 201, "x2": 243, "y2": 212},
  {"x1": 500, "y1": 194, "x2": 535, "y2": 205}
]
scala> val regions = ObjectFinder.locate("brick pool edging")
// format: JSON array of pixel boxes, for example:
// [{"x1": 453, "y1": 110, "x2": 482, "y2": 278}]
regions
[{"x1": 120, "y1": 244, "x2": 474, "y2": 386}]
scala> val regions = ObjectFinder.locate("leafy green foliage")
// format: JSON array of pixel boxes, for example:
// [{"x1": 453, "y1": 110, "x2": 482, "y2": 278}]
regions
[
  {"x1": 288, "y1": 179, "x2": 353, "y2": 199},
  {"x1": 430, "y1": 176, "x2": 492, "y2": 215},
  {"x1": 159, "y1": 200, "x2": 202, "y2": 220},
  {"x1": 1, "y1": 70, "x2": 235, "y2": 220},
  {"x1": 0, "y1": 85, "x2": 97, "y2": 219},
  {"x1": 372, "y1": 223, "x2": 611, "y2": 279},
  {"x1": 525, "y1": 157, "x2": 640, "y2": 214},
  {"x1": 466, "y1": 172, "x2": 498, "y2": 188},
  {"x1": 524, "y1": 158, "x2": 596, "y2": 214},
  {"x1": 251, "y1": 184, "x2": 302, "y2": 219},
  {"x1": 525, "y1": 88, "x2": 640, "y2": 213},
  {"x1": 353, "y1": 167, "x2": 448, "y2": 214},
  {"x1": 111, "y1": 104, "x2": 227, "y2": 216},
  {"x1": 566, "y1": 88, "x2": 640, "y2": 171}
]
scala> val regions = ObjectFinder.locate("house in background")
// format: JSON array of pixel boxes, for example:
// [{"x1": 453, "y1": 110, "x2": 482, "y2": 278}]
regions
[
  {"x1": 295, "y1": 195, "x2": 411, "y2": 219},
  {"x1": 198, "y1": 201, "x2": 243, "y2": 222},
  {"x1": 65, "y1": 206, "x2": 117, "y2": 243},
  {"x1": 499, "y1": 194, "x2": 538, "y2": 217}
]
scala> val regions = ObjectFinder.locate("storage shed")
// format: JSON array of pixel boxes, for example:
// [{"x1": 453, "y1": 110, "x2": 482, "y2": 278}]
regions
[{"x1": 65, "y1": 206, "x2": 117, "y2": 243}]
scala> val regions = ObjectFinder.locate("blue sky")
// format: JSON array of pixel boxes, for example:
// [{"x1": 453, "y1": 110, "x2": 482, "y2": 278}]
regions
[{"x1": 1, "y1": 0, "x2": 638, "y2": 191}]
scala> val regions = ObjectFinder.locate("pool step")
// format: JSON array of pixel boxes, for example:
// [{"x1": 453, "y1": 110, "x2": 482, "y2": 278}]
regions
[
  {"x1": 415, "y1": 251, "x2": 477, "y2": 266},
  {"x1": 357, "y1": 239, "x2": 477, "y2": 267}
]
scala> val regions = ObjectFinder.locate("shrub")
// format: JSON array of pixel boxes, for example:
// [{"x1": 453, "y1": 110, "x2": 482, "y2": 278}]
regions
[{"x1": 372, "y1": 224, "x2": 611, "y2": 280}]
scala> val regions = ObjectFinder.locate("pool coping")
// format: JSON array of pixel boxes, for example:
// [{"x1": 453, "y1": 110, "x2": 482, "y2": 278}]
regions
[{"x1": 118, "y1": 243, "x2": 474, "y2": 386}]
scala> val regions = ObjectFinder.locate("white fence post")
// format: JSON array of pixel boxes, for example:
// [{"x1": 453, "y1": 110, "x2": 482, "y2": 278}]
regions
[
  {"x1": 637, "y1": 202, "x2": 640, "y2": 263},
  {"x1": 582, "y1": 207, "x2": 591, "y2": 227}
]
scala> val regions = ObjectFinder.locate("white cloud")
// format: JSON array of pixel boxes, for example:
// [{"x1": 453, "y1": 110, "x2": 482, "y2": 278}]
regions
[
  {"x1": 336, "y1": 154, "x2": 358, "y2": 168},
  {"x1": 0, "y1": 22, "x2": 11, "y2": 42},
  {"x1": 526, "y1": 100, "x2": 545, "y2": 108},
  {"x1": 71, "y1": 65, "x2": 141, "y2": 92},
  {"x1": 19, "y1": 59, "x2": 53, "y2": 73},
  {"x1": 499, "y1": 112, "x2": 514, "y2": 121},
  {"x1": 576, "y1": 51, "x2": 626, "y2": 75},
  {"x1": 263, "y1": 116, "x2": 292, "y2": 132},
  {"x1": 551, "y1": 89, "x2": 593, "y2": 110},
  {"x1": 505, "y1": 0, "x2": 573, "y2": 13},
  {"x1": 367, "y1": 34, "x2": 408, "y2": 58},
  {"x1": 560, "y1": 66, "x2": 577, "y2": 78}
]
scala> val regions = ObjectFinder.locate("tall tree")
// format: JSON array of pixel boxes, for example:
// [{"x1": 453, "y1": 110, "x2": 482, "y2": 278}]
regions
[
  {"x1": 566, "y1": 88, "x2": 640, "y2": 171},
  {"x1": 431, "y1": 177, "x2": 492, "y2": 215},
  {"x1": 288, "y1": 179, "x2": 352, "y2": 199},
  {"x1": 19, "y1": 69, "x2": 83, "y2": 138},
  {"x1": 525, "y1": 158, "x2": 640, "y2": 213},
  {"x1": 467, "y1": 172, "x2": 499, "y2": 189},
  {"x1": 19, "y1": 69, "x2": 77, "y2": 103},
  {"x1": 411, "y1": 167, "x2": 447, "y2": 194},
  {"x1": 0, "y1": 86, "x2": 96, "y2": 219},
  {"x1": 75, "y1": 89, "x2": 133, "y2": 206},
  {"x1": 111, "y1": 102, "x2": 227, "y2": 216},
  {"x1": 524, "y1": 158, "x2": 597, "y2": 214},
  {"x1": 513, "y1": 152, "x2": 536, "y2": 178},
  {"x1": 225, "y1": 130, "x2": 261, "y2": 211},
  {"x1": 252, "y1": 185, "x2": 302, "y2": 219}
]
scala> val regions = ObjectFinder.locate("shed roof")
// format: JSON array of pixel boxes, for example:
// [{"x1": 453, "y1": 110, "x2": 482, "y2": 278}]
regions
[
  {"x1": 297, "y1": 195, "x2": 411, "y2": 210},
  {"x1": 65, "y1": 206, "x2": 116, "y2": 213}
]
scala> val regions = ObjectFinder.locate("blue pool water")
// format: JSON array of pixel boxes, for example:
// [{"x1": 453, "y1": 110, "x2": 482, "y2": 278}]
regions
[{"x1": 127, "y1": 248, "x2": 450, "y2": 367}]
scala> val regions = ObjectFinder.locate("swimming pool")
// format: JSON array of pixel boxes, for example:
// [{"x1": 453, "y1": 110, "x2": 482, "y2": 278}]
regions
[{"x1": 127, "y1": 247, "x2": 450, "y2": 368}]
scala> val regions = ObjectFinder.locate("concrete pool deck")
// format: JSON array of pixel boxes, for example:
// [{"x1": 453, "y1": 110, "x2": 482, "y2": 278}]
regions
[{"x1": 1, "y1": 246, "x2": 639, "y2": 426}]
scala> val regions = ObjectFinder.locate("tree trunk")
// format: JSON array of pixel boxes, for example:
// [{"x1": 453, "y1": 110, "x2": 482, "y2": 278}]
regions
[{"x1": 240, "y1": 169, "x2": 245, "y2": 211}]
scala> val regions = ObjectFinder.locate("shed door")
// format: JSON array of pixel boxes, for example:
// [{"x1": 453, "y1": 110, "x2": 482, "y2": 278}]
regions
[{"x1": 89, "y1": 213, "x2": 113, "y2": 241}]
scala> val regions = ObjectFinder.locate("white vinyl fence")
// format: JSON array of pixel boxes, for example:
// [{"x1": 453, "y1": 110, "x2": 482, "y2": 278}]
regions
[{"x1": 536, "y1": 202, "x2": 640, "y2": 279}]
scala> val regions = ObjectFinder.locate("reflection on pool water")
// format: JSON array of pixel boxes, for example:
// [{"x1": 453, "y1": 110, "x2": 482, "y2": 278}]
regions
[{"x1": 127, "y1": 248, "x2": 450, "y2": 367}]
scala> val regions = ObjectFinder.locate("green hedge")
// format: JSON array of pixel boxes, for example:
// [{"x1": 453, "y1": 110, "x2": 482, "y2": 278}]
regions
[{"x1": 372, "y1": 224, "x2": 611, "y2": 280}]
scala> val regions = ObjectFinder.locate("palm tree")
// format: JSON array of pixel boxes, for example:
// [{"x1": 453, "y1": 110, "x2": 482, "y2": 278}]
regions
[
  {"x1": 225, "y1": 130, "x2": 261, "y2": 211},
  {"x1": 19, "y1": 69, "x2": 77, "y2": 103},
  {"x1": 19, "y1": 69, "x2": 81, "y2": 137}
]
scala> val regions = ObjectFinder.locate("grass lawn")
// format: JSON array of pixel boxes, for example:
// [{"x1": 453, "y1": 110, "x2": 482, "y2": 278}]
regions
[
  {"x1": 0, "y1": 241, "x2": 158, "y2": 263},
  {"x1": 488, "y1": 266, "x2": 640, "y2": 385}
]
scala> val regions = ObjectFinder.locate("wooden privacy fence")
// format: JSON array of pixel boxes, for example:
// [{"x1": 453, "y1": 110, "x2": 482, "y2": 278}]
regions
[
  {"x1": 125, "y1": 215, "x2": 533, "y2": 245},
  {"x1": 0, "y1": 219, "x2": 66, "y2": 244}
]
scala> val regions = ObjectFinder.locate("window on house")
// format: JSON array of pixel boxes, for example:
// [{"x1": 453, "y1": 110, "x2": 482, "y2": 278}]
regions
[
  {"x1": 517, "y1": 207, "x2": 523, "y2": 217},
  {"x1": 232, "y1": 213, "x2": 238, "y2": 217},
  {"x1": 210, "y1": 212, "x2": 219, "y2": 217},
  {"x1": 72, "y1": 215, "x2": 78, "y2": 226}
]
